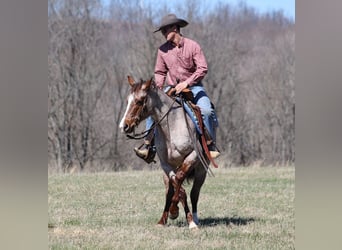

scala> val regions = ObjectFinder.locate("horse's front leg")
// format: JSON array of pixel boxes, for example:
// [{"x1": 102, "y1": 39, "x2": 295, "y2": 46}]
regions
[
  {"x1": 168, "y1": 168, "x2": 185, "y2": 217},
  {"x1": 171, "y1": 162, "x2": 198, "y2": 229},
  {"x1": 157, "y1": 173, "x2": 174, "y2": 226},
  {"x1": 177, "y1": 186, "x2": 198, "y2": 229},
  {"x1": 169, "y1": 185, "x2": 185, "y2": 220}
]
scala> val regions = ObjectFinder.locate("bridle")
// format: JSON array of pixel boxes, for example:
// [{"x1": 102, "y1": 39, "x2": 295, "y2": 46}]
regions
[{"x1": 125, "y1": 90, "x2": 178, "y2": 140}]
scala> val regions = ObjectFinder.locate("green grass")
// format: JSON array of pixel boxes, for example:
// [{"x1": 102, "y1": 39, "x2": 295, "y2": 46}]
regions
[{"x1": 48, "y1": 166, "x2": 294, "y2": 249}]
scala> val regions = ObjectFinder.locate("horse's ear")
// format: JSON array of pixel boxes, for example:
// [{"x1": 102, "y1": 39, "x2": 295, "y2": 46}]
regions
[
  {"x1": 142, "y1": 78, "x2": 153, "y2": 90},
  {"x1": 127, "y1": 75, "x2": 135, "y2": 87}
]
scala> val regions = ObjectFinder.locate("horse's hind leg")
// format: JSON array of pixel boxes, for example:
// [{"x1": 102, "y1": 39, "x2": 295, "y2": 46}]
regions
[{"x1": 190, "y1": 169, "x2": 207, "y2": 225}]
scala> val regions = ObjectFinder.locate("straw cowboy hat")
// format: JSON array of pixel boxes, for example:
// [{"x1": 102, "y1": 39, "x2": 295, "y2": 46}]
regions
[{"x1": 153, "y1": 14, "x2": 188, "y2": 33}]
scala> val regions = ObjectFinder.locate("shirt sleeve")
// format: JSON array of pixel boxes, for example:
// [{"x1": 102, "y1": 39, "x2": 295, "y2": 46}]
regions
[
  {"x1": 154, "y1": 49, "x2": 167, "y2": 89},
  {"x1": 184, "y1": 42, "x2": 208, "y2": 87}
]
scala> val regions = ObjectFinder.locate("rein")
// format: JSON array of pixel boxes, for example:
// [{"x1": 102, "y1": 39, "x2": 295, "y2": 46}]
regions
[
  {"x1": 126, "y1": 93, "x2": 178, "y2": 140},
  {"x1": 180, "y1": 97, "x2": 215, "y2": 177}
]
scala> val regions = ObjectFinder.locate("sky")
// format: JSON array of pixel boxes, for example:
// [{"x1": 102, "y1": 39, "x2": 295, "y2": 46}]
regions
[
  {"x1": 228, "y1": 0, "x2": 295, "y2": 19},
  {"x1": 103, "y1": 0, "x2": 295, "y2": 20}
]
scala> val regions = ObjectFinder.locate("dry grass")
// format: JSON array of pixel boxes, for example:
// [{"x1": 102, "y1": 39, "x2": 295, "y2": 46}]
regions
[{"x1": 48, "y1": 166, "x2": 294, "y2": 249}]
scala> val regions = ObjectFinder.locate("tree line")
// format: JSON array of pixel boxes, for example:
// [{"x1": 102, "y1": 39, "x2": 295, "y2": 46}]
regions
[{"x1": 48, "y1": 0, "x2": 295, "y2": 172}]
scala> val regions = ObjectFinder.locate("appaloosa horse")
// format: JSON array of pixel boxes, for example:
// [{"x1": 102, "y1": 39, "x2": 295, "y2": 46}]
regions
[{"x1": 119, "y1": 76, "x2": 212, "y2": 229}]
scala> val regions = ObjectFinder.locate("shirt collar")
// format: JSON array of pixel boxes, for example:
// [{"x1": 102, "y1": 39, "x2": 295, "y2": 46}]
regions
[{"x1": 168, "y1": 36, "x2": 184, "y2": 48}]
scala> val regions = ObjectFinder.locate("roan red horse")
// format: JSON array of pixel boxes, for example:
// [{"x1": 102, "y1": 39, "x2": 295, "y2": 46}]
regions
[{"x1": 119, "y1": 76, "x2": 216, "y2": 229}]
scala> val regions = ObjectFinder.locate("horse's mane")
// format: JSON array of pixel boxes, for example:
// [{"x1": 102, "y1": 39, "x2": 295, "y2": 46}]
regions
[{"x1": 149, "y1": 81, "x2": 176, "y2": 106}]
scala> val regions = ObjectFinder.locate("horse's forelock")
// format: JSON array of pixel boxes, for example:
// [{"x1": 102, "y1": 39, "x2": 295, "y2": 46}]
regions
[
  {"x1": 130, "y1": 79, "x2": 156, "y2": 94},
  {"x1": 130, "y1": 81, "x2": 142, "y2": 93}
]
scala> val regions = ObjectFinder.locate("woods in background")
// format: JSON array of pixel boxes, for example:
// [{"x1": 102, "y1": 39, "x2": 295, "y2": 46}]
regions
[{"x1": 48, "y1": 0, "x2": 295, "y2": 171}]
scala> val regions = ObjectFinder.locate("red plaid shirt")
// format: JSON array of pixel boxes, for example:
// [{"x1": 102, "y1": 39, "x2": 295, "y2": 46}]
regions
[{"x1": 154, "y1": 37, "x2": 208, "y2": 88}]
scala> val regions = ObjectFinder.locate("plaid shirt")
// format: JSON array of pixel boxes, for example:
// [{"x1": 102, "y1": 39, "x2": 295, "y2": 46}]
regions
[{"x1": 154, "y1": 37, "x2": 208, "y2": 88}]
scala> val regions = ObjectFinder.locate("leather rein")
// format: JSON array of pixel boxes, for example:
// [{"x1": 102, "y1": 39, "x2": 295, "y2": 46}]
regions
[{"x1": 125, "y1": 93, "x2": 178, "y2": 140}]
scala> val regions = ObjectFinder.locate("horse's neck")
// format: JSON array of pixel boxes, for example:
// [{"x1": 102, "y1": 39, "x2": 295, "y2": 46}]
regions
[
  {"x1": 149, "y1": 89, "x2": 177, "y2": 120},
  {"x1": 149, "y1": 89, "x2": 193, "y2": 138}
]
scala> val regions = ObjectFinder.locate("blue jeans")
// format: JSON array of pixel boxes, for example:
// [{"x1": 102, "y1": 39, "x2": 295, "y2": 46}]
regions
[
  {"x1": 190, "y1": 84, "x2": 218, "y2": 142},
  {"x1": 146, "y1": 83, "x2": 218, "y2": 143}
]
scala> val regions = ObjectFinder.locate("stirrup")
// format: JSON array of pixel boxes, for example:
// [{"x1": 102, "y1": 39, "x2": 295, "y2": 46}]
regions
[{"x1": 134, "y1": 143, "x2": 156, "y2": 164}]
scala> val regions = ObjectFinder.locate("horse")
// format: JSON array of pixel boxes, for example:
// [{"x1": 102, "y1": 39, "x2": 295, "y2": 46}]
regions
[{"x1": 119, "y1": 76, "x2": 212, "y2": 229}]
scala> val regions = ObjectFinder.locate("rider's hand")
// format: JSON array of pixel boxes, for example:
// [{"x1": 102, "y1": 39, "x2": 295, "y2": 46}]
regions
[{"x1": 175, "y1": 81, "x2": 188, "y2": 94}]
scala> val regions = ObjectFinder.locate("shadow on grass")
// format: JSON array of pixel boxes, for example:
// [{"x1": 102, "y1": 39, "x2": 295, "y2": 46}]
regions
[
  {"x1": 175, "y1": 216, "x2": 255, "y2": 228},
  {"x1": 199, "y1": 216, "x2": 255, "y2": 227}
]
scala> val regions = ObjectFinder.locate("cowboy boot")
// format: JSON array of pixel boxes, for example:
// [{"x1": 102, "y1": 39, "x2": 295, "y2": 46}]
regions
[
  {"x1": 208, "y1": 143, "x2": 220, "y2": 159},
  {"x1": 134, "y1": 136, "x2": 157, "y2": 164},
  {"x1": 204, "y1": 128, "x2": 220, "y2": 159},
  {"x1": 134, "y1": 140, "x2": 151, "y2": 159}
]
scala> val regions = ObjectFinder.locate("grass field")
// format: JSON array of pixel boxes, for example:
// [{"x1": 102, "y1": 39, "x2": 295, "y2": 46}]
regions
[{"x1": 48, "y1": 166, "x2": 294, "y2": 249}]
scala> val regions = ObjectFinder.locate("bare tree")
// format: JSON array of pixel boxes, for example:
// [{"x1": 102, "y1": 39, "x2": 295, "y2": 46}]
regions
[
  {"x1": 49, "y1": 0, "x2": 112, "y2": 171},
  {"x1": 48, "y1": 0, "x2": 295, "y2": 171}
]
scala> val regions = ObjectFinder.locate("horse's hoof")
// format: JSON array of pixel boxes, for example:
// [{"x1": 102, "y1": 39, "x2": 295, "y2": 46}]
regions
[
  {"x1": 189, "y1": 221, "x2": 199, "y2": 230},
  {"x1": 169, "y1": 211, "x2": 179, "y2": 220},
  {"x1": 156, "y1": 223, "x2": 165, "y2": 227},
  {"x1": 169, "y1": 204, "x2": 179, "y2": 220}
]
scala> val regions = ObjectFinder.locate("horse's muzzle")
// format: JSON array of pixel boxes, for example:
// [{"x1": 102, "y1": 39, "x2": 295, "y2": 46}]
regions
[{"x1": 123, "y1": 123, "x2": 134, "y2": 134}]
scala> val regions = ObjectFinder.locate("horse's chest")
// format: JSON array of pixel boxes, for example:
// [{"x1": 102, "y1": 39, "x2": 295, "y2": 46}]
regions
[{"x1": 170, "y1": 139, "x2": 192, "y2": 157}]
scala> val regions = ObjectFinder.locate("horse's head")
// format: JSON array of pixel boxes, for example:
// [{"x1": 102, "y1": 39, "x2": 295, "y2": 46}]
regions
[{"x1": 119, "y1": 76, "x2": 153, "y2": 134}]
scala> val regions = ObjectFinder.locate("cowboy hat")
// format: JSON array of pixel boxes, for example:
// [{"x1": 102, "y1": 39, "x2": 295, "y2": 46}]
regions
[{"x1": 153, "y1": 14, "x2": 188, "y2": 33}]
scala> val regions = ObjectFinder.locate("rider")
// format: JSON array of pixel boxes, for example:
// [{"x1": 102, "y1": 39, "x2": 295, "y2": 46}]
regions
[{"x1": 135, "y1": 13, "x2": 220, "y2": 161}]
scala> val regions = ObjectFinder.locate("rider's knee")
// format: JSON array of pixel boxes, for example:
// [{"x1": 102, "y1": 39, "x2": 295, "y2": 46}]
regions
[{"x1": 199, "y1": 107, "x2": 212, "y2": 117}]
